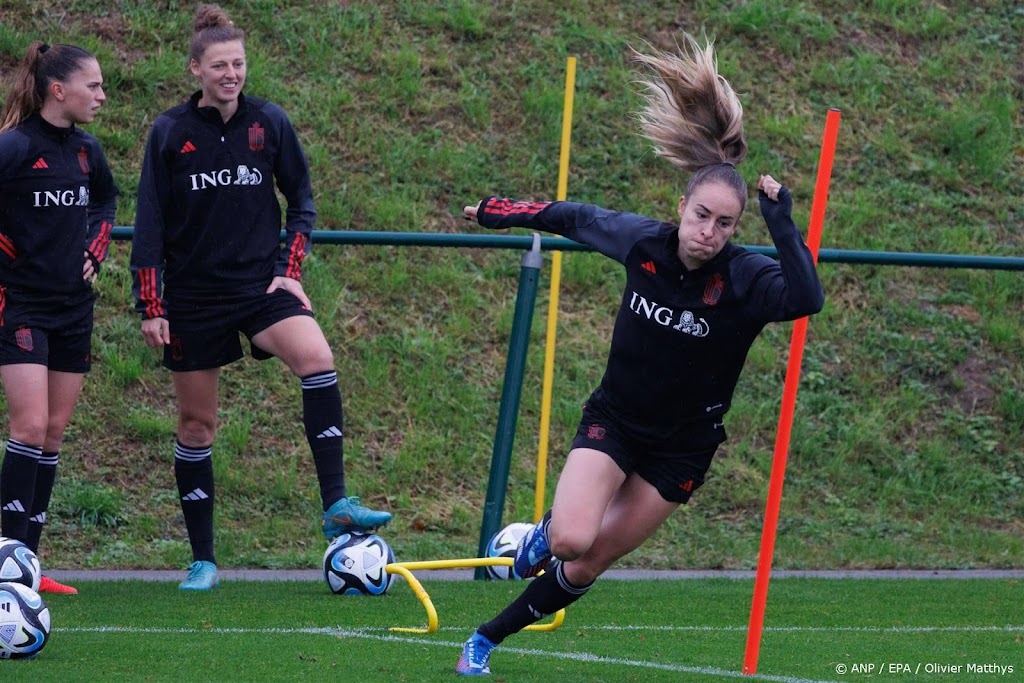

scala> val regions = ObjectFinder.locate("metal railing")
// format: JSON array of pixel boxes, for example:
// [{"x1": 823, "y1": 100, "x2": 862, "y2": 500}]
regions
[{"x1": 110, "y1": 227, "x2": 1024, "y2": 270}]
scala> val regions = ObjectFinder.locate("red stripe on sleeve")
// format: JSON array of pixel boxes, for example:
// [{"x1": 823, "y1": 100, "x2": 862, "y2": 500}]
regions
[
  {"x1": 141, "y1": 267, "x2": 165, "y2": 319},
  {"x1": 485, "y1": 198, "x2": 550, "y2": 218},
  {"x1": 88, "y1": 221, "x2": 113, "y2": 262},
  {"x1": 286, "y1": 233, "x2": 307, "y2": 279},
  {"x1": 0, "y1": 234, "x2": 16, "y2": 260}
]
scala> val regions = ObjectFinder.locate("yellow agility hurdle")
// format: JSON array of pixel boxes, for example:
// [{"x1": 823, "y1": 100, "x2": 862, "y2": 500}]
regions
[{"x1": 385, "y1": 558, "x2": 566, "y2": 634}]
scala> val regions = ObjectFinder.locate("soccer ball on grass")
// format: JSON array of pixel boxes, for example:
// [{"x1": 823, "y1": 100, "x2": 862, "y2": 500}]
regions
[
  {"x1": 0, "y1": 582, "x2": 50, "y2": 659},
  {"x1": 0, "y1": 537, "x2": 40, "y2": 592},
  {"x1": 484, "y1": 522, "x2": 534, "y2": 580},
  {"x1": 322, "y1": 532, "x2": 395, "y2": 596}
]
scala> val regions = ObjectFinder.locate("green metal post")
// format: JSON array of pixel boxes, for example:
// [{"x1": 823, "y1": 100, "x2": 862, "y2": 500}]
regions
[{"x1": 474, "y1": 234, "x2": 543, "y2": 579}]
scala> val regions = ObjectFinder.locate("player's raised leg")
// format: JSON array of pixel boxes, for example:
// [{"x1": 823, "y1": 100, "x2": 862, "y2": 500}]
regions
[
  {"x1": 514, "y1": 448, "x2": 625, "y2": 579},
  {"x1": 252, "y1": 314, "x2": 391, "y2": 537},
  {"x1": 561, "y1": 473, "x2": 679, "y2": 586}
]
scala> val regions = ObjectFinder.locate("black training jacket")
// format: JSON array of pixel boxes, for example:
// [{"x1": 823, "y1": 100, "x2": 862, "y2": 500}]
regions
[
  {"x1": 130, "y1": 91, "x2": 316, "y2": 319},
  {"x1": 477, "y1": 191, "x2": 824, "y2": 441},
  {"x1": 0, "y1": 114, "x2": 117, "y2": 300}
]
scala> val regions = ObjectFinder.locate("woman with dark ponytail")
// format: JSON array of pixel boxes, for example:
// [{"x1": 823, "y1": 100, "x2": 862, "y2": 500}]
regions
[
  {"x1": 456, "y1": 34, "x2": 824, "y2": 676},
  {"x1": 0, "y1": 41, "x2": 118, "y2": 596},
  {"x1": 130, "y1": 4, "x2": 391, "y2": 591}
]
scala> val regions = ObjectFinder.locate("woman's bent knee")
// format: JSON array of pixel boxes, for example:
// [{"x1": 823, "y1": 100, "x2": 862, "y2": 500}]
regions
[{"x1": 549, "y1": 528, "x2": 594, "y2": 562}]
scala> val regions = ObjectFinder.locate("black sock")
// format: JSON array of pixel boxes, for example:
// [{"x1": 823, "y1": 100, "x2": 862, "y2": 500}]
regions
[
  {"x1": 25, "y1": 451, "x2": 58, "y2": 553},
  {"x1": 478, "y1": 561, "x2": 594, "y2": 644},
  {"x1": 174, "y1": 442, "x2": 215, "y2": 564},
  {"x1": 0, "y1": 439, "x2": 42, "y2": 542},
  {"x1": 301, "y1": 371, "x2": 346, "y2": 510}
]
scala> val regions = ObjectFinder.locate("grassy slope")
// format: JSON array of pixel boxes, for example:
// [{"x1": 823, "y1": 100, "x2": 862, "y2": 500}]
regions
[{"x1": 0, "y1": 0, "x2": 1021, "y2": 570}]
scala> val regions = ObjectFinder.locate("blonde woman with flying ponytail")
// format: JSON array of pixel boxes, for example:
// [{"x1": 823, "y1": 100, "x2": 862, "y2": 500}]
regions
[{"x1": 456, "y1": 34, "x2": 824, "y2": 676}]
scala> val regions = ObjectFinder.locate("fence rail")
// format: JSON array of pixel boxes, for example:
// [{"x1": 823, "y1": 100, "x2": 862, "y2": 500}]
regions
[{"x1": 110, "y1": 228, "x2": 1024, "y2": 270}]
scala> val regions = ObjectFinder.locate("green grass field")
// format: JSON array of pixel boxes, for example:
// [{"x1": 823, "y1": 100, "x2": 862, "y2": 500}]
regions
[{"x1": 4, "y1": 577, "x2": 1022, "y2": 682}]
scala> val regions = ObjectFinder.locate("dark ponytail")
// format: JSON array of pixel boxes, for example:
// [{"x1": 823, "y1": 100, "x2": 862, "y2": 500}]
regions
[{"x1": 0, "y1": 41, "x2": 95, "y2": 132}]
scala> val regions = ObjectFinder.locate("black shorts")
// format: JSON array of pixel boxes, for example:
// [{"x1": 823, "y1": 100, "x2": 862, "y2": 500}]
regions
[
  {"x1": 163, "y1": 287, "x2": 314, "y2": 372},
  {"x1": 0, "y1": 286, "x2": 94, "y2": 373},
  {"x1": 571, "y1": 400, "x2": 725, "y2": 504}
]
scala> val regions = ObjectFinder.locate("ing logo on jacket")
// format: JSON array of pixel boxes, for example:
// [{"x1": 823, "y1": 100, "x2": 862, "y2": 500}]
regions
[
  {"x1": 188, "y1": 165, "x2": 264, "y2": 190},
  {"x1": 628, "y1": 291, "x2": 710, "y2": 337},
  {"x1": 32, "y1": 187, "x2": 89, "y2": 207}
]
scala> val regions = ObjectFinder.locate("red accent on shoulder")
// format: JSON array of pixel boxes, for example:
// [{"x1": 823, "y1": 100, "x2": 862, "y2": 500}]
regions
[
  {"x1": 248, "y1": 122, "x2": 265, "y2": 151},
  {"x1": 702, "y1": 273, "x2": 724, "y2": 306}
]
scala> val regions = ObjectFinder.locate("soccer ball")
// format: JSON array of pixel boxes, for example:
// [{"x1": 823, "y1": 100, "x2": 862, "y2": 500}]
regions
[
  {"x1": 0, "y1": 582, "x2": 50, "y2": 659},
  {"x1": 485, "y1": 522, "x2": 534, "y2": 580},
  {"x1": 0, "y1": 538, "x2": 40, "y2": 592},
  {"x1": 322, "y1": 532, "x2": 395, "y2": 596}
]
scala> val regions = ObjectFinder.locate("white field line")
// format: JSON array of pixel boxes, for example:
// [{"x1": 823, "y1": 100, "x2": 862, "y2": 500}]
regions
[
  {"x1": 60, "y1": 625, "x2": 840, "y2": 683},
  {"x1": 57, "y1": 624, "x2": 1024, "y2": 682}
]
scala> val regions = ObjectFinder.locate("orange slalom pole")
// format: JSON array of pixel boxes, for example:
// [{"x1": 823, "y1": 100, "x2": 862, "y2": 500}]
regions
[{"x1": 742, "y1": 108, "x2": 841, "y2": 675}]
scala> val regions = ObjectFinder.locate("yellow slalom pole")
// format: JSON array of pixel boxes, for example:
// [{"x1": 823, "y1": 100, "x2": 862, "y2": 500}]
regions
[{"x1": 534, "y1": 56, "x2": 577, "y2": 523}]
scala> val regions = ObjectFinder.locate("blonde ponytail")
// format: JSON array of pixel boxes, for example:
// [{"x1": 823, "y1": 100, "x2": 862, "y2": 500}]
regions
[{"x1": 632, "y1": 34, "x2": 746, "y2": 172}]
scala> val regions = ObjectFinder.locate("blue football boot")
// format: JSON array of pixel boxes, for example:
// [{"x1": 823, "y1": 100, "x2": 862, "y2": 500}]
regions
[
  {"x1": 322, "y1": 496, "x2": 392, "y2": 539},
  {"x1": 513, "y1": 511, "x2": 553, "y2": 579},
  {"x1": 179, "y1": 560, "x2": 219, "y2": 591},
  {"x1": 456, "y1": 631, "x2": 497, "y2": 676}
]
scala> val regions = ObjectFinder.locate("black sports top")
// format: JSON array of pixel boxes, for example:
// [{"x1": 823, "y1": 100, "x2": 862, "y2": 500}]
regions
[
  {"x1": 477, "y1": 190, "x2": 824, "y2": 441},
  {"x1": 0, "y1": 113, "x2": 117, "y2": 301},
  {"x1": 131, "y1": 91, "x2": 316, "y2": 319}
]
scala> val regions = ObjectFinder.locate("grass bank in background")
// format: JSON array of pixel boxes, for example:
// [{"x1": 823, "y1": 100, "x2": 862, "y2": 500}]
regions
[{"x1": 0, "y1": 1, "x2": 1020, "y2": 570}]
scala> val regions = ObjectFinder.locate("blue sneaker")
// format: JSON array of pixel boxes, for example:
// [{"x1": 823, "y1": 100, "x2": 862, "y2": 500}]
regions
[
  {"x1": 513, "y1": 512, "x2": 552, "y2": 579},
  {"x1": 322, "y1": 496, "x2": 392, "y2": 539},
  {"x1": 456, "y1": 631, "x2": 497, "y2": 676},
  {"x1": 179, "y1": 561, "x2": 218, "y2": 591}
]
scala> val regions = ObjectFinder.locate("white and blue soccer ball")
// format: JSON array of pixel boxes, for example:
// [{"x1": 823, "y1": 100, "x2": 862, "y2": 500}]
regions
[
  {"x1": 0, "y1": 582, "x2": 50, "y2": 659},
  {"x1": 0, "y1": 538, "x2": 40, "y2": 593},
  {"x1": 323, "y1": 532, "x2": 395, "y2": 596},
  {"x1": 485, "y1": 522, "x2": 534, "y2": 580}
]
